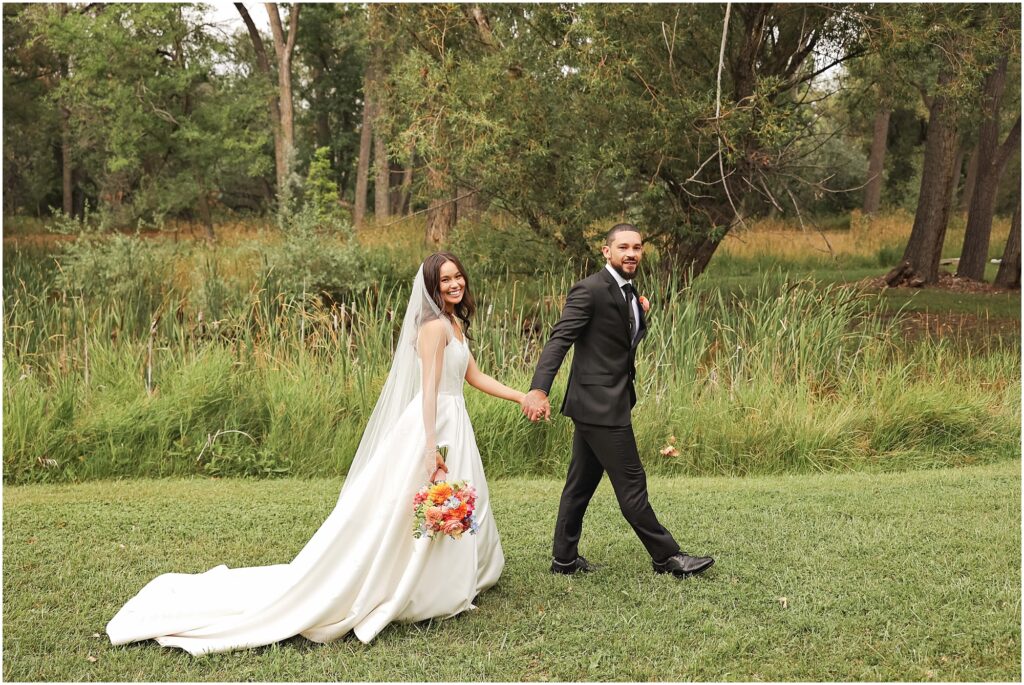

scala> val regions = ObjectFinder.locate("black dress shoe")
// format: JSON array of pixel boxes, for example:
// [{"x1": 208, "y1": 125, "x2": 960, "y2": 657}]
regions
[
  {"x1": 550, "y1": 556, "x2": 597, "y2": 575},
  {"x1": 653, "y1": 552, "x2": 714, "y2": 577}
]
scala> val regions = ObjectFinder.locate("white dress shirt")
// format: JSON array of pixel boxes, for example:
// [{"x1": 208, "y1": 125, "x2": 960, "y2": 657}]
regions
[{"x1": 604, "y1": 263, "x2": 641, "y2": 342}]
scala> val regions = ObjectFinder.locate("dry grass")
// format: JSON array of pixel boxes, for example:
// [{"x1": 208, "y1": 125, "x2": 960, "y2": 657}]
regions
[{"x1": 721, "y1": 210, "x2": 1013, "y2": 262}]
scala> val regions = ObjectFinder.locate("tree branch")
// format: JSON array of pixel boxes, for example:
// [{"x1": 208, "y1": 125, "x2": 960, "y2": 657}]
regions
[
  {"x1": 716, "y1": 2, "x2": 745, "y2": 229},
  {"x1": 234, "y1": 3, "x2": 271, "y2": 76}
]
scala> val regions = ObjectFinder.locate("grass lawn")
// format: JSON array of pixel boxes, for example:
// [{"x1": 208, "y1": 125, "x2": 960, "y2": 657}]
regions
[{"x1": 3, "y1": 461, "x2": 1020, "y2": 681}]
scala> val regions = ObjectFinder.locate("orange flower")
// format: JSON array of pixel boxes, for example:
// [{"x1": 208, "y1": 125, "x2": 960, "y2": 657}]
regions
[
  {"x1": 429, "y1": 483, "x2": 453, "y2": 505},
  {"x1": 447, "y1": 502, "x2": 469, "y2": 521},
  {"x1": 638, "y1": 295, "x2": 650, "y2": 313}
]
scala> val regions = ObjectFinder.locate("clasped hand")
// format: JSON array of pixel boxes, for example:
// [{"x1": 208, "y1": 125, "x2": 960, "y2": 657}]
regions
[
  {"x1": 425, "y1": 448, "x2": 448, "y2": 482},
  {"x1": 520, "y1": 389, "x2": 550, "y2": 423}
]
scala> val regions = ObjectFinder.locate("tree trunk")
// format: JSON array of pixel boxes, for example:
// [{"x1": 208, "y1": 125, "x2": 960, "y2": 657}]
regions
[
  {"x1": 960, "y1": 145, "x2": 979, "y2": 212},
  {"x1": 235, "y1": 3, "x2": 284, "y2": 195},
  {"x1": 59, "y1": 4, "x2": 73, "y2": 217},
  {"x1": 947, "y1": 143, "x2": 965, "y2": 210},
  {"x1": 994, "y1": 196, "x2": 1021, "y2": 289},
  {"x1": 373, "y1": 128, "x2": 390, "y2": 220},
  {"x1": 196, "y1": 184, "x2": 216, "y2": 241},
  {"x1": 312, "y1": 66, "x2": 331, "y2": 151},
  {"x1": 959, "y1": 114, "x2": 1021, "y2": 280},
  {"x1": 862, "y1": 106, "x2": 890, "y2": 214},
  {"x1": 456, "y1": 185, "x2": 480, "y2": 225},
  {"x1": 368, "y1": 31, "x2": 390, "y2": 222},
  {"x1": 957, "y1": 56, "x2": 1015, "y2": 280},
  {"x1": 896, "y1": 71, "x2": 960, "y2": 285},
  {"x1": 426, "y1": 165, "x2": 455, "y2": 244},
  {"x1": 266, "y1": 3, "x2": 299, "y2": 194},
  {"x1": 399, "y1": 154, "x2": 414, "y2": 216},
  {"x1": 666, "y1": 233, "x2": 724, "y2": 283},
  {"x1": 388, "y1": 162, "x2": 405, "y2": 215},
  {"x1": 353, "y1": 68, "x2": 375, "y2": 227},
  {"x1": 60, "y1": 109, "x2": 72, "y2": 216}
]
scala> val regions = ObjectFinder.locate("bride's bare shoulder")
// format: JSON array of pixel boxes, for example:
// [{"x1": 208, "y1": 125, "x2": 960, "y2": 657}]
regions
[{"x1": 417, "y1": 318, "x2": 450, "y2": 345}]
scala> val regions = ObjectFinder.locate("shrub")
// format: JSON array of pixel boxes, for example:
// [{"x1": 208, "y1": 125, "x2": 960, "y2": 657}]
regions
[{"x1": 260, "y1": 204, "x2": 375, "y2": 301}]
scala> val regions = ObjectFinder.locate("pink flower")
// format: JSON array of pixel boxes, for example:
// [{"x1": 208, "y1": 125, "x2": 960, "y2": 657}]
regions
[
  {"x1": 660, "y1": 445, "x2": 680, "y2": 457},
  {"x1": 425, "y1": 507, "x2": 443, "y2": 524},
  {"x1": 442, "y1": 519, "x2": 464, "y2": 537}
]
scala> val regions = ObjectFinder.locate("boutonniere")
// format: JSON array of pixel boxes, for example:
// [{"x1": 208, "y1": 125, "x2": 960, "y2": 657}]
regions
[{"x1": 638, "y1": 295, "x2": 650, "y2": 314}]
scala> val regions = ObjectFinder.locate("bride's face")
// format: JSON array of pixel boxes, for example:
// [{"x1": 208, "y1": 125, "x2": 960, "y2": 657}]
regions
[{"x1": 438, "y1": 260, "x2": 466, "y2": 311}]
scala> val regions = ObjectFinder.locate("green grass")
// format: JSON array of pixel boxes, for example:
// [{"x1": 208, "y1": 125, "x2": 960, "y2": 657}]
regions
[
  {"x1": 702, "y1": 262, "x2": 1022, "y2": 319},
  {"x1": 878, "y1": 287, "x2": 1022, "y2": 318},
  {"x1": 4, "y1": 462, "x2": 1020, "y2": 681}
]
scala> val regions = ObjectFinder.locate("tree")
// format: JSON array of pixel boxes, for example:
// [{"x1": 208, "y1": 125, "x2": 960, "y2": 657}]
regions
[
  {"x1": 372, "y1": 38, "x2": 390, "y2": 222},
  {"x1": 387, "y1": 4, "x2": 868, "y2": 270},
  {"x1": 862, "y1": 104, "x2": 890, "y2": 214},
  {"x1": 266, "y1": 3, "x2": 299, "y2": 197},
  {"x1": 353, "y1": 5, "x2": 390, "y2": 227},
  {"x1": 878, "y1": 5, "x2": 1018, "y2": 285},
  {"x1": 293, "y1": 4, "x2": 366, "y2": 202},
  {"x1": 353, "y1": 60, "x2": 374, "y2": 227},
  {"x1": 957, "y1": 53, "x2": 1021, "y2": 280},
  {"x1": 235, "y1": 3, "x2": 299, "y2": 199},
  {"x1": 890, "y1": 69, "x2": 960, "y2": 285},
  {"x1": 3, "y1": 4, "x2": 63, "y2": 216},
  {"x1": 38, "y1": 4, "x2": 270, "y2": 233},
  {"x1": 994, "y1": 196, "x2": 1021, "y2": 289},
  {"x1": 235, "y1": 3, "x2": 283, "y2": 194},
  {"x1": 960, "y1": 145, "x2": 980, "y2": 211}
]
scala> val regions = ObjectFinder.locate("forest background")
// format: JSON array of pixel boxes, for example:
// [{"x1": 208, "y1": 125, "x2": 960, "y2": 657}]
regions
[
  {"x1": 2, "y1": 4, "x2": 1021, "y2": 681},
  {"x1": 3, "y1": 2, "x2": 1020, "y2": 482}
]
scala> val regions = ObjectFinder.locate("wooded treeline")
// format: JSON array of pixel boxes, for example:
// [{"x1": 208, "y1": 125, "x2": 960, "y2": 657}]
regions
[{"x1": 3, "y1": 3, "x2": 1020, "y2": 285}]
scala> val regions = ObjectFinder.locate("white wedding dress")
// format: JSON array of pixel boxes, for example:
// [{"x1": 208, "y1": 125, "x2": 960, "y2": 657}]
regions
[{"x1": 107, "y1": 296, "x2": 504, "y2": 655}]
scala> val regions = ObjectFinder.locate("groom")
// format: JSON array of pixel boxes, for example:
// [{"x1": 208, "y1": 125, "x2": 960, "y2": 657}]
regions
[{"x1": 522, "y1": 223, "x2": 714, "y2": 578}]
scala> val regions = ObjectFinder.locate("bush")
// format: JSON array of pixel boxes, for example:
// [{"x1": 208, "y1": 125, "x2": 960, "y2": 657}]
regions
[
  {"x1": 53, "y1": 232, "x2": 179, "y2": 312},
  {"x1": 448, "y1": 216, "x2": 566, "y2": 277},
  {"x1": 260, "y1": 204, "x2": 375, "y2": 301}
]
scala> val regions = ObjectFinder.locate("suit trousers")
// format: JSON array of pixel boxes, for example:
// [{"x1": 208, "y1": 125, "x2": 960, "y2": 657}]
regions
[{"x1": 552, "y1": 420, "x2": 680, "y2": 563}]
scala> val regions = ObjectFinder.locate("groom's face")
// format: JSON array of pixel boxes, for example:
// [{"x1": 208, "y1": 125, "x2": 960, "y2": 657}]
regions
[{"x1": 602, "y1": 230, "x2": 643, "y2": 280}]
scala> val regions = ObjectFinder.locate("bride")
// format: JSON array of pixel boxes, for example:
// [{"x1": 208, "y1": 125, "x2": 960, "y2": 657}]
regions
[{"x1": 107, "y1": 252, "x2": 525, "y2": 655}]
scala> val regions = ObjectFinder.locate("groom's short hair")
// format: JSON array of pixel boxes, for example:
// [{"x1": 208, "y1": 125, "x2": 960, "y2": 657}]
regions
[{"x1": 606, "y1": 223, "x2": 641, "y2": 245}]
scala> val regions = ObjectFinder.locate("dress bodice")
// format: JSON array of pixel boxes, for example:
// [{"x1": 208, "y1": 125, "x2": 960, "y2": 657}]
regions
[{"x1": 438, "y1": 336, "x2": 469, "y2": 396}]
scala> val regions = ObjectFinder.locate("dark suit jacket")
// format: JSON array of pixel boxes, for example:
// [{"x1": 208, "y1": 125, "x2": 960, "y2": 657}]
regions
[{"x1": 530, "y1": 268, "x2": 647, "y2": 426}]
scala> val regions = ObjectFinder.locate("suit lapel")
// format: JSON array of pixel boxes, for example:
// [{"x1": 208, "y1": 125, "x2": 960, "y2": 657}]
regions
[
  {"x1": 632, "y1": 298, "x2": 648, "y2": 349},
  {"x1": 601, "y1": 269, "x2": 631, "y2": 344}
]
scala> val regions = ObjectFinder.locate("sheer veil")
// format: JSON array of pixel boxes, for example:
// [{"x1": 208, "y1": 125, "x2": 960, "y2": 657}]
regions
[{"x1": 338, "y1": 265, "x2": 451, "y2": 496}]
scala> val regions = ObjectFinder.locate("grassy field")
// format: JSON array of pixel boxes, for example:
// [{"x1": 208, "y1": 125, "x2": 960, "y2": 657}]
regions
[{"x1": 3, "y1": 461, "x2": 1020, "y2": 681}]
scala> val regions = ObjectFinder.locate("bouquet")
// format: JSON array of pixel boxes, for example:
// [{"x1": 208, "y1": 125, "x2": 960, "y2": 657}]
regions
[{"x1": 413, "y1": 480, "x2": 479, "y2": 540}]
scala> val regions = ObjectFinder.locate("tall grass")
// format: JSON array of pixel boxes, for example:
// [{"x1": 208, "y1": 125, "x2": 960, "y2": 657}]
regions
[{"x1": 4, "y1": 223, "x2": 1019, "y2": 484}]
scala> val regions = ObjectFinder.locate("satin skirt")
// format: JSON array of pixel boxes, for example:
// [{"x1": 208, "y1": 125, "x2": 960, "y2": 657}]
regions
[{"x1": 106, "y1": 393, "x2": 504, "y2": 656}]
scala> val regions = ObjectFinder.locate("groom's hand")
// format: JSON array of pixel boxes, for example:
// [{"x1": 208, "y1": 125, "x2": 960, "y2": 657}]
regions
[{"x1": 521, "y1": 389, "x2": 550, "y2": 422}]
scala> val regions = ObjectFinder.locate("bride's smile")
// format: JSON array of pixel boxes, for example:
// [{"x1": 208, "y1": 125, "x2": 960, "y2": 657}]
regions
[{"x1": 439, "y1": 261, "x2": 467, "y2": 310}]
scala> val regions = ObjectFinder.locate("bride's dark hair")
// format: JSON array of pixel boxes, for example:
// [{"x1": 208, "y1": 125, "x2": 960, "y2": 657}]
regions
[{"x1": 421, "y1": 251, "x2": 476, "y2": 340}]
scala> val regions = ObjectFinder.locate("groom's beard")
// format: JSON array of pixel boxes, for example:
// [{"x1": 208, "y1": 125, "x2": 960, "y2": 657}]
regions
[{"x1": 611, "y1": 262, "x2": 638, "y2": 280}]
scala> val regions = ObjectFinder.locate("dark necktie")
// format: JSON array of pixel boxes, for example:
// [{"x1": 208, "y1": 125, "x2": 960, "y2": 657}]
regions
[{"x1": 622, "y1": 283, "x2": 636, "y2": 340}]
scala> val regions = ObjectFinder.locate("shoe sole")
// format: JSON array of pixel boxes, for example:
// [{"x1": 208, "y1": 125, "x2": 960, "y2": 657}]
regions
[{"x1": 653, "y1": 559, "x2": 715, "y2": 577}]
